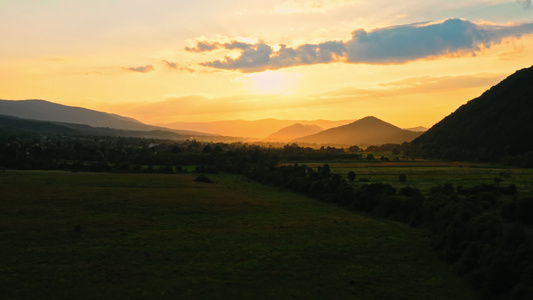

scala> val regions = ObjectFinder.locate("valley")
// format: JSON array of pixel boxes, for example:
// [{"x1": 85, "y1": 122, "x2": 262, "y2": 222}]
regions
[{"x1": 0, "y1": 171, "x2": 477, "y2": 299}]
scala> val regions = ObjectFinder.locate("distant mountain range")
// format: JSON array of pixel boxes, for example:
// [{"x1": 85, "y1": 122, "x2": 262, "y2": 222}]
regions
[
  {"x1": 0, "y1": 99, "x2": 211, "y2": 138},
  {"x1": 405, "y1": 126, "x2": 428, "y2": 132},
  {"x1": 295, "y1": 116, "x2": 423, "y2": 146},
  {"x1": 0, "y1": 99, "x2": 428, "y2": 146},
  {"x1": 0, "y1": 115, "x2": 191, "y2": 139},
  {"x1": 159, "y1": 119, "x2": 354, "y2": 138},
  {"x1": 265, "y1": 123, "x2": 323, "y2": 141},
  {"x1": 411, "y1": 65, "x2": 533, "y2": 163}
]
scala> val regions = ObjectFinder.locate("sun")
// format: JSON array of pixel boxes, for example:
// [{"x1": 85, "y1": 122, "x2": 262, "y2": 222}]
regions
[{"x1": 246, "y1": 70, "x2": 298, "y2": 94}]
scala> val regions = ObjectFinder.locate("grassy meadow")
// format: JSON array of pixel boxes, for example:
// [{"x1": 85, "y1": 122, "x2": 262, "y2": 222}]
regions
[
  {"x1": 297, "y1": 161, "x2": 533, "y2": 196},
  {"x1": 0, "y1": 171, "x2": 477, "y2": 299}
]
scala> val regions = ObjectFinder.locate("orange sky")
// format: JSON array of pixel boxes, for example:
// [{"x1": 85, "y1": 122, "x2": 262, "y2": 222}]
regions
[{"x1": 1, "y1": 1, "x2": 532, "y2": 128}]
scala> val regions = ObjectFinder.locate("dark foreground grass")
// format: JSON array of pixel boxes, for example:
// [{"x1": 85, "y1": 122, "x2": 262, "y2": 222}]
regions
[{"x1": 0, "y1": 171, "x2": 477, "y2": 299}]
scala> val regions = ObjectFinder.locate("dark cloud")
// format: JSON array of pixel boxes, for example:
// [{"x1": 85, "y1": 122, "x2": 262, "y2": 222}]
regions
[
  {"x1": 192, "y1": 19, "x2": 533, "y2": 72},
  {"x1": 185, "y1": 41, "x2": 219, "y2": 52},
  {"x1": 203, "y1": 43, "x2": 273, "y2": 72},
  {"x1": 271, "y1": 41, "x2": 345, "y2": 68},
  {"x1": 124, "y1": 65, "x2": 155, "y2": 73},
  {"x1": 185, "y1": 40, "x2": 254, "y2": 53},
  {"x1": 517, "y1": 0, "x2": 531, "y2": 9},
  {"x1": 344, "y1": 18, "x2": 495, "y2": 64},
  {"x1": 223, "y1": 41, "x2": 254, "y2": 50}
]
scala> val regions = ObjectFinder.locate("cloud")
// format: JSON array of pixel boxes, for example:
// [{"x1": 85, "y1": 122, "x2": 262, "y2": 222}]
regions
[
  {"x1": 224, "y1": 41, "x2": 254, "y2": 50},
  {"x1": 184, "y1": 40, "x2": 255, "y2": 53},
  {"x1": 184, "y1": 41, "x2": 220, "y2": 52},
  {"x1": 191, "y1": 19, "x2": 533, "y2": 72},
  {"x1": 204, "y1": 43, "x2": 273, "y2": 72},
  {"x1": 517, "y1": 0, "x2": 531, "y2": 9},
  {"x1": 123, "y1": 65, "x2": 155, "y2": 73},
  {"x1": 378, "y1": 74, "x2": 506, "y2": 92},
  {"x1": 162, "y1": 60, "x2": 178, "y2": 69},
  {"x1": 161, "y1": 60, "x2": 195, "y2": 72},
  {"x1": 314, "y1": 73, "x2": 506, "y2": 102}
]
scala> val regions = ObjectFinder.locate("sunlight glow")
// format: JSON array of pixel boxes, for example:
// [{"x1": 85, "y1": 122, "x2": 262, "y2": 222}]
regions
[{"x1": 246, "y1": 71, "x2": 300, "y2": 94}]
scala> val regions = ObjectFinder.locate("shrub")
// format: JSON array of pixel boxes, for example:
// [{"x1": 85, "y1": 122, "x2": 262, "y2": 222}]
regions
[{"x1": 194, "y1": 175, "x2": 213, "y2": 183}]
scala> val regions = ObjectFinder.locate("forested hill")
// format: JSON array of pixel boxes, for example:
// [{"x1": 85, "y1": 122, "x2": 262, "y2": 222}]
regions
[
  {"x1": 0, "y1": 99, "x2": 210, "y2": 137},
  {"x1": 410, "y1": 65, "x2": 533, "y2": 165},
  {"x1": 0, "y1": 115, "x2": 187, "y2": 140},
  {"x1": 295, "y1": 116, "x2": 422, "y2": 146}
]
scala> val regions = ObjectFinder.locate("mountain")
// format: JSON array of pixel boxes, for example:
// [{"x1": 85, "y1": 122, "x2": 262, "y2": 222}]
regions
[
  {"x1": 0, "y1": 99, "x2": 211, "y2": 137},
  {"x1": 159, "y1": 119, "x2": 354, "y2": 138},
  {"x1": 405, "y1": 126, "x2": 428, "y2": 132},
  {"x1": 0, "y1": 115, "x2": 190, "y2": 139},
  {"x1": 265, "y1": 123, "x2": 323, "y2": 140},
  {"x1": 295, "y1": 116, "x2": 423, "y2": 146},
  {"x1": 410, "y1": 65, "x2": 533, "y2": 162}
]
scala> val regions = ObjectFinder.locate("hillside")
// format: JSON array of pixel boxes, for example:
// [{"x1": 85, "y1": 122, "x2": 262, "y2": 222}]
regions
[
  {"x1": 295, "y1": 116, "x2": 422, "y2": 146},
  {"x1": 265, "y1": 123, "x2": 323, "y2": 140},
  {"x1": 0, "y1": 115, "x2": 188, "y2": 140},
  {"x1": 160, "y1": 119, "x2": 353, "y2": 138},
  {"x1": 410, "y1": 65, "x2": 533, "y2": 163},
  {"x1": 0, "y1": 99, "x2": 210, "y2": 137}
]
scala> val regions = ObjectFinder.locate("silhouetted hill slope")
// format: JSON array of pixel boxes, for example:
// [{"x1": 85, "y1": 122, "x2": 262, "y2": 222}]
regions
[
  {"x1": 0, "y1": 115, "x2": 79, "y2": 135},
  {"x1": 410, "y1": 65, "x2": 533, "y2": 162},
  {"x1": 295, "y1": 116, "x2": 422, "y2": 146},
  {"x1": 160, "y1": 119, "x2": 353, "y2": 138},
  {"x1": 266, "y1": 123, "x2": 323, "y2": 140},
  {"x1": 0, "y1": 99, "x2": 211, "y2": 137},
  {"x1": 0, "y1": 115, "x2": 187, "y2": 139}
]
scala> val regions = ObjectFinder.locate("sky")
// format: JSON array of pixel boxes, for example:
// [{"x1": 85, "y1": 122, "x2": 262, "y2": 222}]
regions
[{"x1": 1, "y1": 0, "x2": 533, "y2": 128}]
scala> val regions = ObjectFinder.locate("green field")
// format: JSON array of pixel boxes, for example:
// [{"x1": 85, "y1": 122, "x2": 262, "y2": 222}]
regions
[
  {"x1": 0, "y1": 171, "x2": 477, "y2": 299},
  {"x1": 295, "y1": 161, "x2": 533, "y2": 196}
]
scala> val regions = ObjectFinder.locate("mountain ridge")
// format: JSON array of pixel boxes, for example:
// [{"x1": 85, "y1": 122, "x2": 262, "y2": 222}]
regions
[
  {"x1": 159, "y1": 119, "x2": 355, "y2": 138},
  {"x1": 0, "y1": 114, "x2": 190, "y2": 140},
  {"x1": 0, "y1": 99, "x2": 211, "y2": 137},
  {"x1": 265, "y1": 123, "x2": 323, "y2": 140},
  {"x1": 410, "y1": 65, "x2": 533, "y2": 163},
  {"x1": 295, "y1": 116, "x2": 423, "y2": 146}
]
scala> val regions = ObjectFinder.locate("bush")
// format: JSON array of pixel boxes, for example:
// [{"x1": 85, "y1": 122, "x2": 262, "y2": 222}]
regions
[
  {"x1": 194, "y1": 175, "x2": 213, "y2": 183},
  {"x1": 399, "y1": 174, "x2": 407, "y2": 182}
]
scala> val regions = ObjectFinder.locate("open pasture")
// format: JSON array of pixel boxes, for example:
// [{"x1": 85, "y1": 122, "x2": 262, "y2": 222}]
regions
[
  {"x1": 0, "y1": 171, "x2": 476, "y2": 299},
  {"x1": 300, "y1": 161, "x2": 533, "y2": 195}
]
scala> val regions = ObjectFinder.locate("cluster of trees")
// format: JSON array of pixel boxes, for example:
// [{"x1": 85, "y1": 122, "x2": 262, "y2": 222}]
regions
[
  {"x1": 2, "y1": 132, "x2": 533, "y2": 298},
  {"x1": 0, "y1": 134, "x2": 270, "y2": 173},
  {"x1": 0, "y1": 134, "x2": 413, "y2": 172}
]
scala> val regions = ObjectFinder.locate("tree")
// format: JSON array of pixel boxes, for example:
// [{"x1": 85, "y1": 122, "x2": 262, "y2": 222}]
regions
[
  {"x1": 347, "y1": 171, "x2": 356, "y2": 182},
  {"x1": 348, "y1": 145, "x2": 361, "y2": 152},
  {"x1": 399, "y1": 174, "x2": 407, "y2": 182},
  {"x1": 320, "y1": 163, "x2": 331, "y2": 178}
]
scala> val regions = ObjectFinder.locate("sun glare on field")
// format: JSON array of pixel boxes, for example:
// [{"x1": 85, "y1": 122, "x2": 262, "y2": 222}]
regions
[{"x1": 246, "y1": 70, "x2": 299, "y2": 94}]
